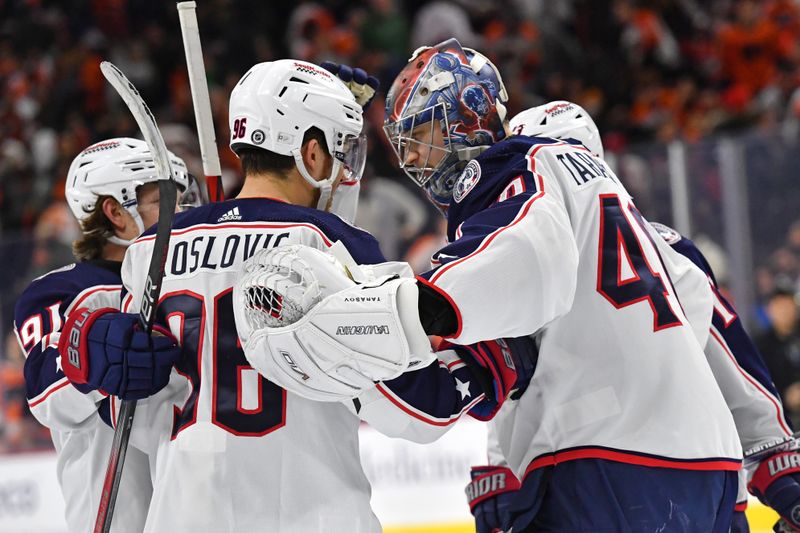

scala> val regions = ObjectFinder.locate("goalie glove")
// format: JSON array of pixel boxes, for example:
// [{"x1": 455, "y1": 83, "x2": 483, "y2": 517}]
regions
[
  {"x1": 233, "y1": 244, "x2": 435, "y2": 402},
  {"x1": 320, "y1": 61, "x2": 379, "y2": 109}
]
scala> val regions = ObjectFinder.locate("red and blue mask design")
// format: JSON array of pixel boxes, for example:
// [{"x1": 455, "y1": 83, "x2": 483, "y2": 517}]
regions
[{"x1": 383, "y1": 38, "x2": 508, "y2": 213}]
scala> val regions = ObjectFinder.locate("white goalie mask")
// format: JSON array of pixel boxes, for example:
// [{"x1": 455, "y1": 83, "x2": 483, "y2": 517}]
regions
[
  {"x1": 66, "y1": 137, "x2": 192, "y2": 246},
  {"x1": 229, "y1": 60, "x2": 366, "y2": 211},
  {"x1": 509, "y1": 101, "x2": 604, "y2": 159}
]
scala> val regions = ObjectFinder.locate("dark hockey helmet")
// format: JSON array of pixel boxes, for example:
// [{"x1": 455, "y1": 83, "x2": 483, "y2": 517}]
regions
[{"x1": 383, "y1": 38, "x2": 508, "y2": 213}]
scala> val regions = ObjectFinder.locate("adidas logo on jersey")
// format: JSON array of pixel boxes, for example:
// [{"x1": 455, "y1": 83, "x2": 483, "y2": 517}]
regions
[{"x1": 217, "y1": 207, "x2": 242, "y2": 222}]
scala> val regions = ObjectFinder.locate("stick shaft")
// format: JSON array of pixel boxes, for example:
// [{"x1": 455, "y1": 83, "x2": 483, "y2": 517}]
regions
[{"x1": 178, "y1": 1, "x2": 224, "y2": 202}]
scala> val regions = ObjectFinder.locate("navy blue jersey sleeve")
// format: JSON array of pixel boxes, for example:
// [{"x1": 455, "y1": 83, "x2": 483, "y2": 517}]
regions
[
  {"x1": 418, "y1": 140, "x2": 578, "y2": 345},
  {"x1": 14, "y1": 262, "x2": 122, "y2": 429},
  {"x1": 355, "y1": 349, "x2": 488, "y2": 443},
  {"x1": 356, "y1": 335, "x2": 538, "y2": 443},
  {"x1": 663, "y1": 228, "x2": 793, "y2": 441},
  {"x1": 670, "y1": 235, "x2": 782, "y2": 401}
]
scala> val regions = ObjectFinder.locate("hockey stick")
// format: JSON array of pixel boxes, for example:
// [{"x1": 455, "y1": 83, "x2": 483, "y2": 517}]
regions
[
  {"x1": 177, "y1": 1, "x2": 224, "y2": 202},
  {"x1": 94, "y1": 61, "x2": 178, "y2": 533}
]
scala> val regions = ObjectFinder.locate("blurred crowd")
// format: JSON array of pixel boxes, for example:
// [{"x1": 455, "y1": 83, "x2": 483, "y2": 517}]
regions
[{"x1": 3, "y1": 0, "x2": 800, "y2": 449}]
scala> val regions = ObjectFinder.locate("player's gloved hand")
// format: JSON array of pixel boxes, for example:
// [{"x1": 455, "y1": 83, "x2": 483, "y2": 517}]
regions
[
  {"x1": 748, "y1": 450, "x2": 800, "y2": 531},
  {"x1": 57, "y1": 307, "x2": 181, "y2": 400},
  {"x1": 466, "y1": 466, "x2": 521, "y2": 533},
  {"x1": 320, "y1": 61, "x2": 379, "y2": 109},
  {"x1": 443, "y1": 336, "x2": 538, "y2": 419}
]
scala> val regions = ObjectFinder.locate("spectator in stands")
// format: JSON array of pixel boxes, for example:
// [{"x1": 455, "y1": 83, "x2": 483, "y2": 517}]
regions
[{"x1": 755, "y1": 283, "x2": 800, "y2": 424}]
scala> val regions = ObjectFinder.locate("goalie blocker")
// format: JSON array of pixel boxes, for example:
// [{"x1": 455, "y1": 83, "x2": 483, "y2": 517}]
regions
[{"x1": 233, "y1": 244, "x2": 531, "y2": 406}]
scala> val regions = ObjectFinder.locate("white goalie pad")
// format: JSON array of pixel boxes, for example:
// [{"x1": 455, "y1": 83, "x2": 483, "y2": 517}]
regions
[{"x1": 233, "y1": 244, "x2": 435, "y2": 402}]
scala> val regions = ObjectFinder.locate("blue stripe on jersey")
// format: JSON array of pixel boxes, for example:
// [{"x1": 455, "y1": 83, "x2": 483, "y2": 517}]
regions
[
  {"x1": 377, "y1": 359, "x2": 486, "y2": 424},
  {"x1": 15, "y1": 262, "x2": 122, "y2": 400},
  {"x1": 445, "y1": 135, "x2": 555, "y2": 239},
  {"x1": 669, "y1": 234, "x2": 785, "y2": 407},
  {"x1": 139, "y1": 197, "x2": 385, "y2": 265}
]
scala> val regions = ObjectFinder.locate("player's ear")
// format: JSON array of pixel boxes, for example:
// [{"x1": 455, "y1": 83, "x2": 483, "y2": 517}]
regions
[
  {"x1": 101, "y1": 197, "x2": 127, "y2": 232},
  {"x1": 299, "y1": 138, "x2": 329, "y2": 180}
]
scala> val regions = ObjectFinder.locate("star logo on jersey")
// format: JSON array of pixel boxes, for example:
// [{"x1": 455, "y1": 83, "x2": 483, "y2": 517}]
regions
[
  {"x1": 455, "y1": 377, "x2": 471, "y2": 400},
  {"x1": 453, "y1": 160, "x2": 481, "y2": 203}
]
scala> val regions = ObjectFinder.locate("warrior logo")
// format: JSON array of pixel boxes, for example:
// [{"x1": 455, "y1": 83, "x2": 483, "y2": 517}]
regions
[{"x1": 453, "y1": 159, "x2": 481, "y2": 203}]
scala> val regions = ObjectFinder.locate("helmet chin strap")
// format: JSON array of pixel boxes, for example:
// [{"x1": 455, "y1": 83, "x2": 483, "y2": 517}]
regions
[
  {"x1": 106, "y1": 206, "x2": 145, "y2": 247},
  {"x1": 292, "y1": 150, "x2": 343, "y2": 211}
]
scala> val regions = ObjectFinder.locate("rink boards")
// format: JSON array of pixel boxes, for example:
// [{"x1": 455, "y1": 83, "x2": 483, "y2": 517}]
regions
[{"x1": 0, "y1": 418, "x2": 780, "y2": 532}]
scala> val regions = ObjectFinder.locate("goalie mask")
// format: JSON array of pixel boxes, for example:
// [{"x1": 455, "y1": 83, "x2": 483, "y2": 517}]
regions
[
  {"x1": 509, "y1": 101, "x2": 604, "y2": 159},
  {"x1": 229, "y1": 60, "x2": 366, "y2": 211},
  {"x1": 383, "y1": 38, "x2": 508, "y2": 213},
  {"x1": 66, "y1": 137, "x2": 192, "y2": 246}
]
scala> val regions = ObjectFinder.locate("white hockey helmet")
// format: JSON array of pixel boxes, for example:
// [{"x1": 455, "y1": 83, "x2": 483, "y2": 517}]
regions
[
  {"x1": 509, "y1": 101, "x2": 603, "y2": 159},
  {"x1": 228, "y1": 60, "x2": 366, "y2": 210},
  {"x1": 65, "y1": 137, "x2": 190, "y2": 245}
]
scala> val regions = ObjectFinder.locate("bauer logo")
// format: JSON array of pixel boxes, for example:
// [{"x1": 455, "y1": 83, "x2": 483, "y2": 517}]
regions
[
  {"x1": 453, "y1": 160, "x2": 481, "y2": 203},
  {"x1": 335, "y1": 325, "x2": 390, "y2": 335},
  {"x1": 251, "y1": 129, "x2": 265, "y2": 145}
]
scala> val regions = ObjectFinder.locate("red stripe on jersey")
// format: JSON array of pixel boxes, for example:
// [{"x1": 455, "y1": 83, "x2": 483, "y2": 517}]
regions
[
  {"x1": 710, "y1": 328, "x2": 792, "y2": 436},
  {"x1": 734, "y1": 501, "x2": 747, "y2": 512},
  {"x1": 523, "y1": 447, "x2": 741, "y2": 477},
  {"x1": 428, "y1": 142, "x2": 567, "y2": 286},
  {"x1": 110, "y1": 396, "x2": 116, "y2": 429},
  {"x1": 375, "y1": 382, "x2": 484, "y2": 426},
  {"x1": 134, "y1": 222, "x2": 334, "y2": 247},
  {"x1": 29, "y1": 377, "x2": 70, "y2": 408},
  {"x1": 65, "y1": 286, "x2": 121, "y2": 317},
  {"x1": 122, "y1": 293, "x2": 134, "y2": 312}
]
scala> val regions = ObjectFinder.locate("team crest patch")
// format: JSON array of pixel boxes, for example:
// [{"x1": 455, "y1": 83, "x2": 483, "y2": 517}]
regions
[
  {"x1": 453, "y1": 160, "x2": 481, "y2": 203},
  {"x1": 650, "y1": 222, "x2": 682, "y2": 244}
]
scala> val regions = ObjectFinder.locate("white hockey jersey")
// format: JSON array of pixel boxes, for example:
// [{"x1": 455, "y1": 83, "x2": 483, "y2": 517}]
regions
[
  {"x1": 651, "y1": 222, "x2": 793, "y2": 508},
  {"x1": 120, "y1": 198, "x2": 390, "y2": 533},
  {"x1": 14, "y1": 261, "x2": 152, "y2": 533},
  {"x1": 418, "y1": 136, "x2": 742, "y2": 481}
]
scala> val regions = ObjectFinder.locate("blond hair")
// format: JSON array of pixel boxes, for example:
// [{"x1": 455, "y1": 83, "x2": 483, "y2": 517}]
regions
[{"x1": 72, "y1": 195, "x2": 116, "y2": 261}]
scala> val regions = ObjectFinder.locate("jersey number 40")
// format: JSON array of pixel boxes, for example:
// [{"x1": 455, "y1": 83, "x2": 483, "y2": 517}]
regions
[{"x1": 597, "y1": 194, "x2": 682, "y2": 332}]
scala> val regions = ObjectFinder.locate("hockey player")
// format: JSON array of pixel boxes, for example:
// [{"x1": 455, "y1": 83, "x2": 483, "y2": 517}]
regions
[
  {"x1": 13, "y1": 138, "x2": 193, "y2": 532},
  {"x1": 56, "y1": 59, "x2": 533, "y2": 532},
  {"x1": 249, "y1": 41, "x2": 744, "y2": 531},
  {"x1": 466, "y1": 102, "x2": 799, "y2": 533}
]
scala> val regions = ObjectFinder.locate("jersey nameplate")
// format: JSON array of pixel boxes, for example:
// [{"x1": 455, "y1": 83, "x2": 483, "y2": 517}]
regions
[
  {"x1": 555, "y1": 150, "x2": 615, "y2": 187},
  {"x1": 169, "y1": 231, "x2": 290, "y2": 276}
]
